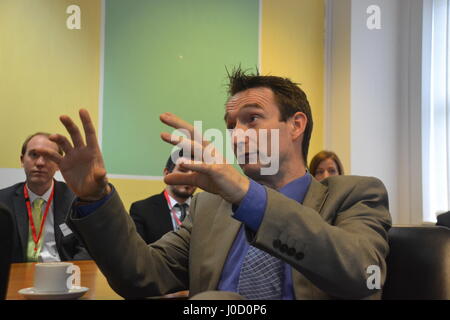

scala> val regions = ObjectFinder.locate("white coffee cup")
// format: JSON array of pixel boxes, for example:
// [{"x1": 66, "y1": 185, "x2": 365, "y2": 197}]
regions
[{"x1": 33, "y1": 262, "x2": 74, "y2": 293}]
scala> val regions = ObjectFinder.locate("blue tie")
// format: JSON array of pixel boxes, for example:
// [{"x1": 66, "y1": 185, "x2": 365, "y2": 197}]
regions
[{"x1": 237, "y1": 245, "x2": 284, "y2": 299}]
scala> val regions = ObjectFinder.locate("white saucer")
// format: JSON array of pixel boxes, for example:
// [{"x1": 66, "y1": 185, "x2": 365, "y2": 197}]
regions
[{"x1": 18, "y1": 286, "x2": 89, "y2": 300}]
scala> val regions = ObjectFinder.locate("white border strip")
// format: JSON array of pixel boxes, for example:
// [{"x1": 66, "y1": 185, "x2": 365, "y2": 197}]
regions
[
  {"x1": 107, "y1": 174, "x2": 163, "y2": 181},
  {"x1": 97, "y1": 0, "x2": 105, "y2": 149}
]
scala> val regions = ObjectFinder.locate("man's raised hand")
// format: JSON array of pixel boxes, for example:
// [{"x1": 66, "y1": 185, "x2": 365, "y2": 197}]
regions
[
  {"x1": 160, "y1": 112, "x2": 249, "y2": 205},
  {"x1": 37, "y1": 109, "x2": 110, "y2": 201}
]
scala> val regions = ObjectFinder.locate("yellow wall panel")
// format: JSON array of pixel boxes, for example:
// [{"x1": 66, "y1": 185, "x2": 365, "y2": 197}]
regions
[
  {"x1": 0, "y1": 0, "x2": 100, "y2": 167},
  {"x1": 261, "y1": 0, "x2": 325, "y2": 164},
  {"x1": 1, "y1": 0, "x2": 326, "y2": 206},
  {"x1": 108, "y1": 178, "x2": 166, "y2": 213}
]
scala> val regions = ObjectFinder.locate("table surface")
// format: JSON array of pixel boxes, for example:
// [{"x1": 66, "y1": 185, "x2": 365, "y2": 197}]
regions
[{"x1": 6, "y1": 260, "x2": 188, "y2": 300}]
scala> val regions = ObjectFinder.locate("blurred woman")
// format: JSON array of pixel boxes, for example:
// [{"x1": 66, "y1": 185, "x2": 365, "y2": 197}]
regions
[{"x1": 309, "y1": 150, "x2": 344, "y2": 182}]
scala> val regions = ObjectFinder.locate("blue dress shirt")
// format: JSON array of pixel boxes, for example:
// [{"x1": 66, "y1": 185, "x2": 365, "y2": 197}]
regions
[{"x1": 218, "y1": 173, "x2": 312, "y2": 299}]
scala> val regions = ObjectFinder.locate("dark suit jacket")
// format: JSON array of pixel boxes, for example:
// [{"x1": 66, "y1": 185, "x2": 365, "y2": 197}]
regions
[
  {"x1": 69, "y1": 175, "x2": 392, "y2": 299},
  {"x1": 130, "y1": 192, "x2": 174, "y2": 244},
  {"x1": 0, "y1": 181, "x2": 90, "y2": 263}
]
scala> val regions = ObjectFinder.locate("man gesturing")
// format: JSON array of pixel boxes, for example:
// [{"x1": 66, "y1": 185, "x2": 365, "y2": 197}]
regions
[{"x1": 37, "y1": 69, "x2": 391, "y2": 299}]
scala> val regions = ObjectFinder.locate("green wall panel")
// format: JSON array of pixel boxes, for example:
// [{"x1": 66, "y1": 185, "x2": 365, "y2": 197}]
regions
[{"x1": 102, "y1": 0, "x2": 259, "y2": 176}]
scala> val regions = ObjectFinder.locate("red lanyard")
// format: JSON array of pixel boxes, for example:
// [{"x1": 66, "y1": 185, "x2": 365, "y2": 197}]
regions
[
  {"x1": 163, "y1": 190, "x2": 183, "y2": 227},
  {"x1": 24, "y1": 184, "x2": 54, "y2": 252}
]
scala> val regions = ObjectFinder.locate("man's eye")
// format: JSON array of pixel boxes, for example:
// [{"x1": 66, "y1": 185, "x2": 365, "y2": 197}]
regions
[{"x1": 249, "y1": 115, "x2": 259, "y2": 122}]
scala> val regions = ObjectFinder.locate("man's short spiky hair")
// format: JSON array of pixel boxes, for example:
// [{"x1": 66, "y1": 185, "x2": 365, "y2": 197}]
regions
[{"x1": 226, "y1": 66, "x2": 314, "y2": 164}]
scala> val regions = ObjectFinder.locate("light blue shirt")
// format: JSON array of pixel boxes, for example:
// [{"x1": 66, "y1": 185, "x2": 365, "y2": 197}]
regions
[{"x1": 218, "y1": 173, "x2": 312, "y2": 299}]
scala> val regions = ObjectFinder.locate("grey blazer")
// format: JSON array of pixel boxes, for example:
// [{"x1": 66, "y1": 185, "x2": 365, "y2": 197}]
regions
[{"x1": 68, "y1": 175, "x2": 392, "y2": 299}]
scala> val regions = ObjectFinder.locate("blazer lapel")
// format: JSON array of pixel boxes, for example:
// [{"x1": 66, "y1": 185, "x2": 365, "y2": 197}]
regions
[
  {"x1": 292, "y1": 178, "x2": 329, "y2": 299},
  {"x1": 198, "y1": 200, "x2": 241, "y2": 292},
  {"x1": 302, "y1": 178, "x2": 328, "y2": 214},
  {"x1": 13, "y1": 183, "x2": 28, "y2": 258}
]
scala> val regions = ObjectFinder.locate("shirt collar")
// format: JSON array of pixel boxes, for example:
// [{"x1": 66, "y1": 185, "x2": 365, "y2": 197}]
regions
[
  {"x1": 26, "y1": 180, "x2": 54, "y2": 203},
  {"x1": 278, "y1": 172, "x2": 312, "y2": 203}
]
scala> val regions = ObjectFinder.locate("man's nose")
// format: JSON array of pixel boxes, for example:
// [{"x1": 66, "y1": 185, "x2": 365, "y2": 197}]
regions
[
  {"x1": 322, "y1": 171, "x2": 330, "y2": 179},
  {"x1": 231, "y1": 124, "x2": 250, "y2": 145},
  {"x1": 231, "y1": 133, "x2": 247, "y2": 155},
  {"x1": 36, "y1": 156, "x2": 46, "y2": 166},
  {"x1": 231, "y1": 124, "x2": 243, "y2": 142}
]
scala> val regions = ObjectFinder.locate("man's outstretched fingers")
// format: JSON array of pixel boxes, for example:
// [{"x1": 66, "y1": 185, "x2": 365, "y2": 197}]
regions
[
  {"x1": 160, "y1": 132, "x2": 202, "y2": 149},
  {"x1": 79, "y1": 109, "x2": 99, "y2": 148},
  {"x1": 178, "y1": 161, "x2": 210, "y2": 174},
  {"x1": 161, "y1": 132, "x2": 204, "y2": 161},
  {"x1": 164, "y1": 172, "x2": 197, "y2": 186},
  {"x1": 160, "y1": 113, "x2": 211, "y2": 149},
  {"x1": 160, "y1": 132, "x2": 183, "y2": 146},
  {"x1": 34, "y1": 148, "x2": 63, "y2": 165},
  {"x1": 59, "y1": 115, "x2": 85, "y2": 148},
  {"x1": 160, "y1": 112, "x2": 195, "y2": 136},
  {"x1": 49, "y1": 134, "x2": 74, "y2": 154}
]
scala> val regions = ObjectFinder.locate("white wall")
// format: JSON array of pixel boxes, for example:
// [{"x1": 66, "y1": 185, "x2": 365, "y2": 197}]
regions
[
  {"x1": 0, "y1": 168, "x2": 64, "y2": 190},
  {"x1": 325, "y1": 0, "x2": 352, "y2": 171},
  {"x1": 326, "y1": 0, "x2": 424, "y2": 224}
]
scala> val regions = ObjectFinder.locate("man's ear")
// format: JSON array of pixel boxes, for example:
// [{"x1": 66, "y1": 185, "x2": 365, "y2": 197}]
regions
[
  {"x1": 290, "y1": 112, "x2": 307, "y2": 141},
  {"x1": 20, "y1": 155, "x2": 24, "y2": 168}
]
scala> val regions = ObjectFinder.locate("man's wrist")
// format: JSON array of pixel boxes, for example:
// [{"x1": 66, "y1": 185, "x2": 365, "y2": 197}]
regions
[
  {"x1": 232, "y1": 176, "x2": 250, "y2": 205},
  {"x1": 232, "y1": 179, "x2": 267, "y2": 231},
  {"x1": 78, "y1": 184, "x2": 112, "y2": 203},
  {"x1": 76, "y1": 185, "x2": 114, "y2": 218}
]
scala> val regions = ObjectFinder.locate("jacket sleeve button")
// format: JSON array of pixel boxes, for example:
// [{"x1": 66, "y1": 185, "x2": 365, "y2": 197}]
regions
[
  {"x1": 295, "y1": 252, "x2": 305, "y2": 260},
  {"x1": 280, "y1": 244, "x2": 288, "y2": 253},
  {"x1": 287, "y1": 248, "x2": 296, "y2": 256},
  {"x1": 273, "y1": 239, "x2": 282, "y2": 249}
]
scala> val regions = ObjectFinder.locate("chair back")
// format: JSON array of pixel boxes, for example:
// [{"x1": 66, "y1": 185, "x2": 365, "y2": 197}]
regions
[{"x1": 382, "y1": 226, "x2": 450, "y2": 299}]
